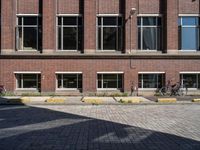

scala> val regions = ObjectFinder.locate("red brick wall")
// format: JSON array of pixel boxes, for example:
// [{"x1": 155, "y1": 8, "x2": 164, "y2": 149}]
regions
[
  {"x1": 1, "y1": 0, "x2": 15, "y2": 52},
  {"x1": 98, "y1": 0, "x2": 121, "y2": 14},
  {"x1": 58, "y1": 0, "x2": 80, "y2": 14},
  {"x1": 42, "y1": 0, "x2": 56, "y2": 52},
  {"x1": 84, "y1": 0, "x2": 96, "y2": 52},
  {"x1": 1, "y1": 58, "x2": 200, "y2": 93},
  {"x1": 139, "y1": 0, "x2": 161, "y2": 14},
  {"x1": 179, "y1": 0, "x2": 200, "y2": 14},
  {"x1": 17, "y1": 0, "x2": 40, "y2": 14}
]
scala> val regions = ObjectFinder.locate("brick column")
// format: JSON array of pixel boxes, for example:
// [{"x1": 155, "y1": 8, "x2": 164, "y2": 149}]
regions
[
  {"x1": 1, "y1": 0, "x2": 15, "y2": 54},
  {"x1": 166, "y1": 0, "x2": 179, "y2": 53},
  {"x1": 82, "y1": 71, "x2": 96, "y2": 95},
  {"x1": 83, "y1": 0, "x2": 96, "y2": 54},
  {"x1": 42, "y1": 0, "x2": 56, "y2": 53},
  {"x1": 125, "y1": 0, "x2": 138, "y2": 53}
]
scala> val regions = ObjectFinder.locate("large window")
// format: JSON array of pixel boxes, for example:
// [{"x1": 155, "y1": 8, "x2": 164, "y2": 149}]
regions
[
  {"x1": 57, "y1": 16, "x2": 82, "y2": 51},
  {"x1": 56, "y1": 74, "x2": 82, "y2": 90},
  {"x1": 98, "y1": 16, "x2": 122, "y2": 51},
  {"x1": 138, "y1": 73, "x2": 165, "y2": 89},
  {"x1": 16, "y1": 74, "x2": 41, "y2": 90},
  {"x1": 97, "y1": 73, "x2": 123, "y2": 90},
  {"x1": 179, "y1": 17, "x2": 200, "y2": 51},
  {"x1": 16, "y1": 16, "x2": 42, "y2": 51},
  {"x1": 180, "y1": 73, "x2": 200, "y2": 89},
  {"x1": 138, "y1": 17, "x2": 162, "y2": 50}
]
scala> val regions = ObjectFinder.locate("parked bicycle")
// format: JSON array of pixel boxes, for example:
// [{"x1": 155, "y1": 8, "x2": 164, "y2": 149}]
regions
[
  {"x1": 159, "y1": 81, "x2": 187, "y2": 96},
  {"x1": 0, "y1": 85, "x2": 6, "y2": 96}
]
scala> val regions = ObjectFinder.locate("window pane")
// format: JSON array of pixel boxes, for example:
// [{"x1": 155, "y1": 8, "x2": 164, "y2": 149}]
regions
[
  {"x1": 23, "y1": 17, "x2": 37, "y2": 25},
  {"x1": 23, "y1": 74, "x2": 37, "y2": 88},
  {"x1": 138, "y1": 27, "x2": 141, "y2": 49},
  {"x1": 143, "y1": 17, "x2": 157, "y2": 26},
  {"x1": 58, "y1": 27, "x2": 62, "y2": 50},
  {"x1": 17, "y1": 27, "x2": 23, "y2": 50},
  {"x1": 98, "y1": 27, "x2": 102, "y2": 50},
  {"x1": 182, "y1": 74, "x2": 197, "y2": 88},
  {"x1": 137, "y1": 18, "x2": 141, "y2": 26},
  {"x1": 138, "y1": 74, "x2": 142, "y2": 88},
  {"x1": 118, "y1": 74, "x2": 123, "y2": 89},
  {"x1": 118, "y1": 17, "x2": 122, "y2": 26},
  {"x1": 118, "y1": 27, "x2": 122, "y2": 51},
  {"x1": 103, "y1": 27, "x2": 117, "y2": 50},
  {"x1": 63, "y1": 27, "x2": 77, "y2": 50},
  {"x1": 18, "y1": 17, "x2": 22, "y2": 25},
  {"x1": 182, "y1": 17, "x2": 198, "y2": 26},
  {"x1": 78, "y1": 27, "x2": 82, "y2": 50},
  {"x1": 158, "y1": 74, "x2": 165, "y2": 88},
  {"x1": 78, "y1": 74, "x2": 82, "y2": 89},
  {"x1": 23, "y1": 27, "x2": 37, "y2": 50},
  {"x1": 63, "y1": 74, "x2": 77, "y2": 88},
  {"x1": 143, "y1": 27, "x2": 157, "y2": 50},
  {"x1": 63, "y1": 17, "x2": 77, "y2": 25},
  {"x1": 103, "y1": 17, "x2": 117, "y2": 26},
  {"x1": 57, "y1": 75, "x2": 62, "y2": 88},
  {"x1": 143, "y1": 74, "x2": 157, "y2": 88},
  {"x1": 98, "y1": 74, "x2": 102, "y2": 88},
  {"x1": 78, "y1": 17, "x2": 82, "y2": 26},
  {"x1": 103, "y1": 74, "x2": 117, "y2": 88},
  {"x1": 181, "y1": 27, "x2": 198, "y2": 50},
  {"x1": 58, "y1": 17, "x2": 62, "y2": 25},
  {"x1": 98, "y1": 17, "x2": 102, "y2": 26},
  {"x1": 17, "y1": 75, "x2": 22, "y2": 88}
]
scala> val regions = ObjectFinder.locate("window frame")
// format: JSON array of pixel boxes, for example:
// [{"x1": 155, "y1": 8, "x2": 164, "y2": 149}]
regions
[
  {"x1": 97, "y1": 15, "x2": 123, "y2": 51},
  {"x1": 16, "y1": 15, "x2": 41, "y2": 51},
  {"x1": 180, "y1": 72, "x2": 200, "y2": 90},
  {"x1": 56, "y1": 72, "x2": 82, "y2": 91},
  {"x1": 137, "y1": 16, "x2": 162, "y2": 51},
  {"x1": 97, "y1": 72, "x2": 124, "y2": 90},
  {"x1": 178, "y1": 16, "x2": 200, "y2": 51},
  {"x1": 56, "y1": 15, "x2": 82, "y2": 51},
  {"x1": 138, "y1": 72, "x2": 165, "y2": 90},
  {"x1": 15, "y1": 73, "x2": 41, "y2": 91}
]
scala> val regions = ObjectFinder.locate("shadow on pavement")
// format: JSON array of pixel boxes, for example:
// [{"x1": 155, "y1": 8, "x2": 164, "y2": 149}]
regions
[{"x1": 0, "y1": 104, "x2": 199, "y2": 150}]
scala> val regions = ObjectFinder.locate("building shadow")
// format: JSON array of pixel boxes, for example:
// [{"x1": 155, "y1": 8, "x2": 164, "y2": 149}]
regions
[{"x1": 0, "y1": 104, "x2": 199, "y2": 150}]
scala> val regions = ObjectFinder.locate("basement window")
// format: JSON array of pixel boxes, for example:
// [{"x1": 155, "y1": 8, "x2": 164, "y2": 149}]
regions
[{"x1": 16, "y1": 74, "x2": 41, "y2": 91}]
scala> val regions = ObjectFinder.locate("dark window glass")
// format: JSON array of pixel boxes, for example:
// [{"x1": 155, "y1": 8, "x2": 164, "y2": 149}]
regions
[
  {"x1": 63, "y1": 27, "x2": 77, "y2": 50},
  {"x1": 23, "y1": 17, "x2": 37, "y2": 25},
  {"x1": 78, "y1": 74, "x2": 82, "y2": 89},
  {"x1": 78, "y1": 17, "x2": 82, "y2": 26},
  {"x1": 57, "y1": 75, "x2": 62, "y2": 88},
  {"x1": 118, "y1": 74, "x2": 123, "y2": 89},
  {"x1": 103, "y1": 17, "x2": 117, "y2": 26},
  {"x1": 182, "y1": 74, "x2": 198, "y2": 88},
  {"x1": 103, "y1": 27, "x2": 117, "y2": 50},
  {"x1": 63, "y1": 17, "x2": 77, "y2": 25},
  {"x1": 63, "y1": 74, "x2": 77, "y2": 88},
  {"x1": 139, "y1": 74, "x2": 165, "y2": 88},
  {"x1": 18, "y1": 17, "x2": 22, "y2": 25},
  {"x1": 98, "y1": 74, "x2": 102, "y2": 88},
  {"x1": 98, "y1": 17, "x2": 102, "y2": 25},
  {"x1": 137, "y1": 18, "x2": 141, "y2": 26},
  {"x1": 23, "y1": 27, "x2": 37, "y2": 50},
  {"x1": 58, "y1": 17, "x2": 62, "y2": 26},
  {"x1": 58, "y1": 27, "x2": 62, "y2": 50},
  {"x1": 98, "y1": 27, "x2": 101, "y2": 49},
  {"x1": 17, "y1": 74, "x2": 40, "y2": 89},
  {"x1": 143, "y1": 17, "x2": 157, "y2": 26},
  {"x1": 118, "y1": 17, "x2": 122, "y2": 26}
]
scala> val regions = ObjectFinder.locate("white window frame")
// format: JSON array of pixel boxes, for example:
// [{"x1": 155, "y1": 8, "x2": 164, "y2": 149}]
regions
[
  {"x1": 97, "y1": 72, "x2": 124, "y2": 91},
  {"x1": 56, "y1": 72, "x2": 82, "y2": 91},
  {"x1": 97, "y1": 15, "x2": 123, "y2": 51},
  {"x1": 138, "y1": 72, "x2": 165, "y2": 90},
  {"x1": 137, "y1": 16, "x2": 162, "y2": 51},
  {"x1": 15, "y1": 72, "x2": 41, "y2": 90},
  {"x1": 56, "y1": 15, "x2": 82, "y2": 51},
  {"x1": 16, "y1": 15, "x2": 40, "y2": 51},
  {"x1": 178, "y1": 16, "x2": 200, "y2": 51},
  {"x1": 180, "y1": 72, "x2": 200, "y2": 90}
]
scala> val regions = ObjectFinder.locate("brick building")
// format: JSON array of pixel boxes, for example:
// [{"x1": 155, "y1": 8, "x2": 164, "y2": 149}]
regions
[{"x1": 0, "y1": 0, "x2": 200, "y2": 95}]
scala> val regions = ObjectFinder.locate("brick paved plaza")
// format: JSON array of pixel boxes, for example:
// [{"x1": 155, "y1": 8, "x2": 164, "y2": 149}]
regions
[{"x1": 0, "y1": 105, "x2": 200, "y2": 150}]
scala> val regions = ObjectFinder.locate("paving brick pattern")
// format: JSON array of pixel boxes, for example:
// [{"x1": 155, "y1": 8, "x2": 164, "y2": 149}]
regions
[{"x1": 0, "y1": 105, "x2": 200, "y2": 150}]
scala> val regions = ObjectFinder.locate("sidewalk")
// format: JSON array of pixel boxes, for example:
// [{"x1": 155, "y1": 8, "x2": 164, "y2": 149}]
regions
[{"x1": 0, "y1": 96, "x2": 200, "y2": 105}]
